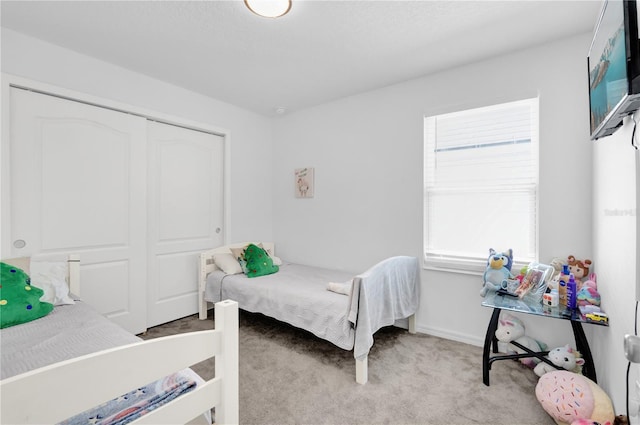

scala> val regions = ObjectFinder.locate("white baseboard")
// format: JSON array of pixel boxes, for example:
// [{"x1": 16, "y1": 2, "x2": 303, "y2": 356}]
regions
[{"x1": 416, "y1": 324, "x2": 484, "y2": 348}]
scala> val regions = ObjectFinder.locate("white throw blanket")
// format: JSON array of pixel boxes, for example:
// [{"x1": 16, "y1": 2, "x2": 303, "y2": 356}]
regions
[{"x1": 348, "y1": 256, "x2": 420, "y2": 361}]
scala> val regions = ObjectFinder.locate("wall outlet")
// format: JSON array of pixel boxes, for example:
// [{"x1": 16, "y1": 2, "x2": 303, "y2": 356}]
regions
[{"x1": 625, "y1": 335, "x2": 640, "y2": 363}]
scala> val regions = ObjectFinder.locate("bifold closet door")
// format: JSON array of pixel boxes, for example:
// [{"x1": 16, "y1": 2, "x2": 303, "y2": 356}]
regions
[
  {"x1": 8, "y1": 88, "x2": 148, "y2": 334},
  {"x1": 146, "y1": 121, "x2": 224, "y2": 327}
]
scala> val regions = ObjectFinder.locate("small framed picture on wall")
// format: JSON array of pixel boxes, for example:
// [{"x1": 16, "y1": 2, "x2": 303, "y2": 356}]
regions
[{"x1": 294, "y1": 167, "x2": 314, "y2": 198}]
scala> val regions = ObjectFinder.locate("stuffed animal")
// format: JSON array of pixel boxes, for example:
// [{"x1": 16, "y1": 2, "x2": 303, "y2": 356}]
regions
[
  {"x1": 480, "y1": 248, "x2": 514, "y2": 297},
  {"x1": 495, "y1": 313, "x2": 546, "y2": 368},
  {"x1": 567, "y1": 255, "x2": 593, "y2": 285},
  {"x1": 547, "y1": 257, "x2": 565, "y2": 291},
  {"x1": 534, "y1": 345, "x2": 585, "y2": 377},
  {"x1": 577, "y1": 273, "x2": 601, "y2": 307},
  {"x1": 536, "y1": 371, "x2": 614, "y2": 425}
]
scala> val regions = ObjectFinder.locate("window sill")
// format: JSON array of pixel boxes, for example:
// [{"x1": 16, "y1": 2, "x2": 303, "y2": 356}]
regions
[{"x1": 423, "y1": 256, "x2": 530, "y2": 277}]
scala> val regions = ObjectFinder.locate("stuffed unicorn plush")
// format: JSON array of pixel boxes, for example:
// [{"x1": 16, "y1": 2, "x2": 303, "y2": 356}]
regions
[
  {"x1": 534, "y1": 345, "x2": 585, "y2": 377},
  {"x1": 495, "y1": 314, "x2": 546, "y2": 368}
]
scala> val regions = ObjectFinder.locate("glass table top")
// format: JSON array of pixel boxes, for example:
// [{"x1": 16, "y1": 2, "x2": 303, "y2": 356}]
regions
[{"x1": 481, "y1": 290, "x2": 609, "y2": 326}]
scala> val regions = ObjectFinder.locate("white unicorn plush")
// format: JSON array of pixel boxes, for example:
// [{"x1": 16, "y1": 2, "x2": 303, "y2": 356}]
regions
[
  {"x1": 495, "y1": 314, "x2": 547, "y2": 368},
  {"x1": 534, "y1": 345, "x2": 585, "y2": 377}
]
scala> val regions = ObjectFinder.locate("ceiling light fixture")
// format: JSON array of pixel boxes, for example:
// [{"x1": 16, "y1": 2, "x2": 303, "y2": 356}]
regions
[{"x1": 244, "y1": 0, "x2": 292, "y2": 18}]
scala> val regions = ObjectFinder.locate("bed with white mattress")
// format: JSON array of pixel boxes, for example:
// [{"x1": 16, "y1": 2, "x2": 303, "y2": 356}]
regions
[
  {"x1": 199, "y1": 242, "x2": 420, "y2": 384},
  {"x1": 1, "y1": 256, "x2": 239, "y2": 425}
]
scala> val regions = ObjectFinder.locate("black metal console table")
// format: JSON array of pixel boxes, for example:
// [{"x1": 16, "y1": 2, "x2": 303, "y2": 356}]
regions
[{"x1": 481, "y1": 291, "x2": 608, "y2": 386}]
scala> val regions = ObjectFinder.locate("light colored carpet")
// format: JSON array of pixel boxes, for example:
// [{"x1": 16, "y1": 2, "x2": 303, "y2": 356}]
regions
[{"x1": 140, "y1": 310, "x2": 554, "y2": 425}]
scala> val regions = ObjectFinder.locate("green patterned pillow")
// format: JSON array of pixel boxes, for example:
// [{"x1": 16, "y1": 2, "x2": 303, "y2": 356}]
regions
[
  {"x1": 244, "y1": 244, "x2": 279, "y2": 278},
  {"x1": 0, "y1": 262, "x2": 54, "y2": 329}
]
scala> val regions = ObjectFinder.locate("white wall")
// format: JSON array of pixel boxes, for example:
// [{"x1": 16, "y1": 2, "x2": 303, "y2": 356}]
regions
[
  {"x1": 272, "y1": 33, "x2": 634, "y2": 410},
  {"x1": 1, "y1": 28, "x2": 274, "y2": 245},
  {"x1": 592, "y1": 115, "x2": 638, "y2": 415}
]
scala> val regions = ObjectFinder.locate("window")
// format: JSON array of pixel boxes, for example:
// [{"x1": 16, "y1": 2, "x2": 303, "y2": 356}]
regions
[{"x1": 423, "y1": 98, "x2": 539, "y2": 272}]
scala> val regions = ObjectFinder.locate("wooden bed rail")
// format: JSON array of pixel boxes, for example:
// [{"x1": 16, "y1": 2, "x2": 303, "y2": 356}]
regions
[{"x1": 0, "y1": 300, "x2": 239, "y2": 425}]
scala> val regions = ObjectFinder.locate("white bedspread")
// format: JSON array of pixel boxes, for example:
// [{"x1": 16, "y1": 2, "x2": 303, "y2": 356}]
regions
[
  {"x1": 205, "y1": 263, "x2": 356, "y2": 351},
  {"x1": 1, "y1": 301, "x2": 140, "y2": 379},
  {"x1": 205, "y1": 256, "x2": 420, "y2": 360}
]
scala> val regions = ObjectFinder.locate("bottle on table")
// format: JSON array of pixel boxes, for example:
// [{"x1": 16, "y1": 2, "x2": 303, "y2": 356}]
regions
[
  {"x1": 559, "y1": 264, "x2": 569, "y2": 307},
  {"x1": 567, "y1": 273, "x2": 577, "y2": 310}
]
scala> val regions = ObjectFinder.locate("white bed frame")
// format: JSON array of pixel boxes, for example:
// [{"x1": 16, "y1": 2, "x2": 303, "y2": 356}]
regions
[
  {"x1": 198, "y1": 243, "x2": 417, "y2": 385},
  {"x1": 1, "y1": 256, "x2": 239, "y2": 425}
]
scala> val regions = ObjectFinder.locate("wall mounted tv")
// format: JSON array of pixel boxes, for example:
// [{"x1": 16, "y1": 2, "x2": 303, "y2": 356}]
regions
[{"x1": 589, "y1": 0, "x2": 640, "y2": 140}]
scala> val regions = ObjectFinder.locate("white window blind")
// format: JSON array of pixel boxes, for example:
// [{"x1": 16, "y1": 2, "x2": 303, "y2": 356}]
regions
[{"x1": 424, "y1": 98, "x2": 539, "y2": 272}]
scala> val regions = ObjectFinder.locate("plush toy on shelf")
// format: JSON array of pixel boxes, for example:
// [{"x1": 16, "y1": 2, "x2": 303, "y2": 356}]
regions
[
  {"x1": 577, "y1": 273, "x2": 601, "y2": 307},
  {"x1": 495, "y1": 313, "x2": 546, "y2": 368},
  {"x1": 567, "y1": 255, "x2": 593, "y2": 286},
  {"x1": 547, "y1": 257, "x2": 565, "y2": 291},
  {"x1": 480, "y1": 248, "x2": 515, "y2": 297},
  {"x1": 533, "y1": 345, "x2": 585, "y2": 377}
]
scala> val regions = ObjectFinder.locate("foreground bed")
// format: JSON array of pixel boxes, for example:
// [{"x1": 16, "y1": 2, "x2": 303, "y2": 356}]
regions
[
  {"x1": 199, "y1": 242, "x2": 420, "y2": 384},
  {"x1": 1, "y1": 256, "x2": 239, "y2": 425}
]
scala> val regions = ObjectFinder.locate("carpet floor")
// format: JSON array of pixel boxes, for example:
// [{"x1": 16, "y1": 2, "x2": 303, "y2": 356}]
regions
[{"x1": 139, "y1": 310, "x2": 554, "y2": 425}]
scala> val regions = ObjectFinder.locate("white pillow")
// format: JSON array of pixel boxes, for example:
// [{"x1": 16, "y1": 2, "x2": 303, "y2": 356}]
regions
[
  {"x1": 213, "y1": 253, "x2": 243, "y2": 275},
  {"x1": 29, "y1": 261, "x2": 75, "y2": 305},
  {"x1": 270, "y1": 255, "x2": 283, "y2": 266}
]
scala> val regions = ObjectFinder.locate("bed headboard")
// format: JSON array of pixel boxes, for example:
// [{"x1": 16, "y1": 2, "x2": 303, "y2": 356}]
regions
[
  {"x1": 198, "y1": 242, "x2": 274, "y2": 319},
  {"x1": 200, "y1": 242, "x2": 275, "y2": 273},
  {"x1": 1, "y1": 255, "x2": 80, "y2": 296}
]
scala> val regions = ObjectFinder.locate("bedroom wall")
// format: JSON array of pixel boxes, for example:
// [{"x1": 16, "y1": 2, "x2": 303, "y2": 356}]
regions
[
  {"x1": 0, "y1": 28, "x2": 274, "y2": 249},
  {"x1": 272, "y1": 33, "x2": 632, "y2": 411},
  {"x1": 591, "y1": 116, "x2": 638, "y2": 415}
]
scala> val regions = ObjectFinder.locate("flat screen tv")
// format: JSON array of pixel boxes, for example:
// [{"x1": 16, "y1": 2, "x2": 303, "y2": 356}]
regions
[{"x1": 588, "y1": 0, "x2": 640, "y2": 140}]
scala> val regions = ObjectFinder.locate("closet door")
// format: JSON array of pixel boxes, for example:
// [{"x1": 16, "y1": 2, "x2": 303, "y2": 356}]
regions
[
  {"x1": 147, "y1": 121, "x2": 224, "y2": 327},
  {"x1": 8, "y1": 88, "x2": 148, "y2": 334}
]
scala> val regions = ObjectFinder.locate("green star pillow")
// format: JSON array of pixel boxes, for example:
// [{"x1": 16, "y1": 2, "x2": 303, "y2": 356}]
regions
[
  {"x1": 244, "y1": 244, "x2": 279, "y2": 278},
  {"x1": 0, "y1": 262, "x2": 54, "y2": 329}
]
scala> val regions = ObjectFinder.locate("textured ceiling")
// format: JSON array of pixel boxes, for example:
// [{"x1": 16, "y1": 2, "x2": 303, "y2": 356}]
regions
[{"x1": 1, "y1": 1, "x2": 602, "y2": 116}]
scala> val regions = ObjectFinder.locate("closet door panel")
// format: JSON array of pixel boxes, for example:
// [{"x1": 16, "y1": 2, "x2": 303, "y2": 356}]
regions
[
  {"x1": 40, "y1": 121, "x2": 129, "y2": 249},
  {"x1": 147, "y1": 121, "x2": 224, "y2": 326},
  {"x1": 9, "y1": 88, "x2": 148, "y2": 334}
]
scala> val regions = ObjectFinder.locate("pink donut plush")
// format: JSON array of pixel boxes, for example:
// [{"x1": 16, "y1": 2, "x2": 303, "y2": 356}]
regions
[{"x1": 535, "y1": 371, "x2": 614, "y2": 425}]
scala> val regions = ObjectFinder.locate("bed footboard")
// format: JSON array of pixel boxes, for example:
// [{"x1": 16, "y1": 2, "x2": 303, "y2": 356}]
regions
[{"x1": 0, "y1": 300, "x2": 239, "y2": 425}]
